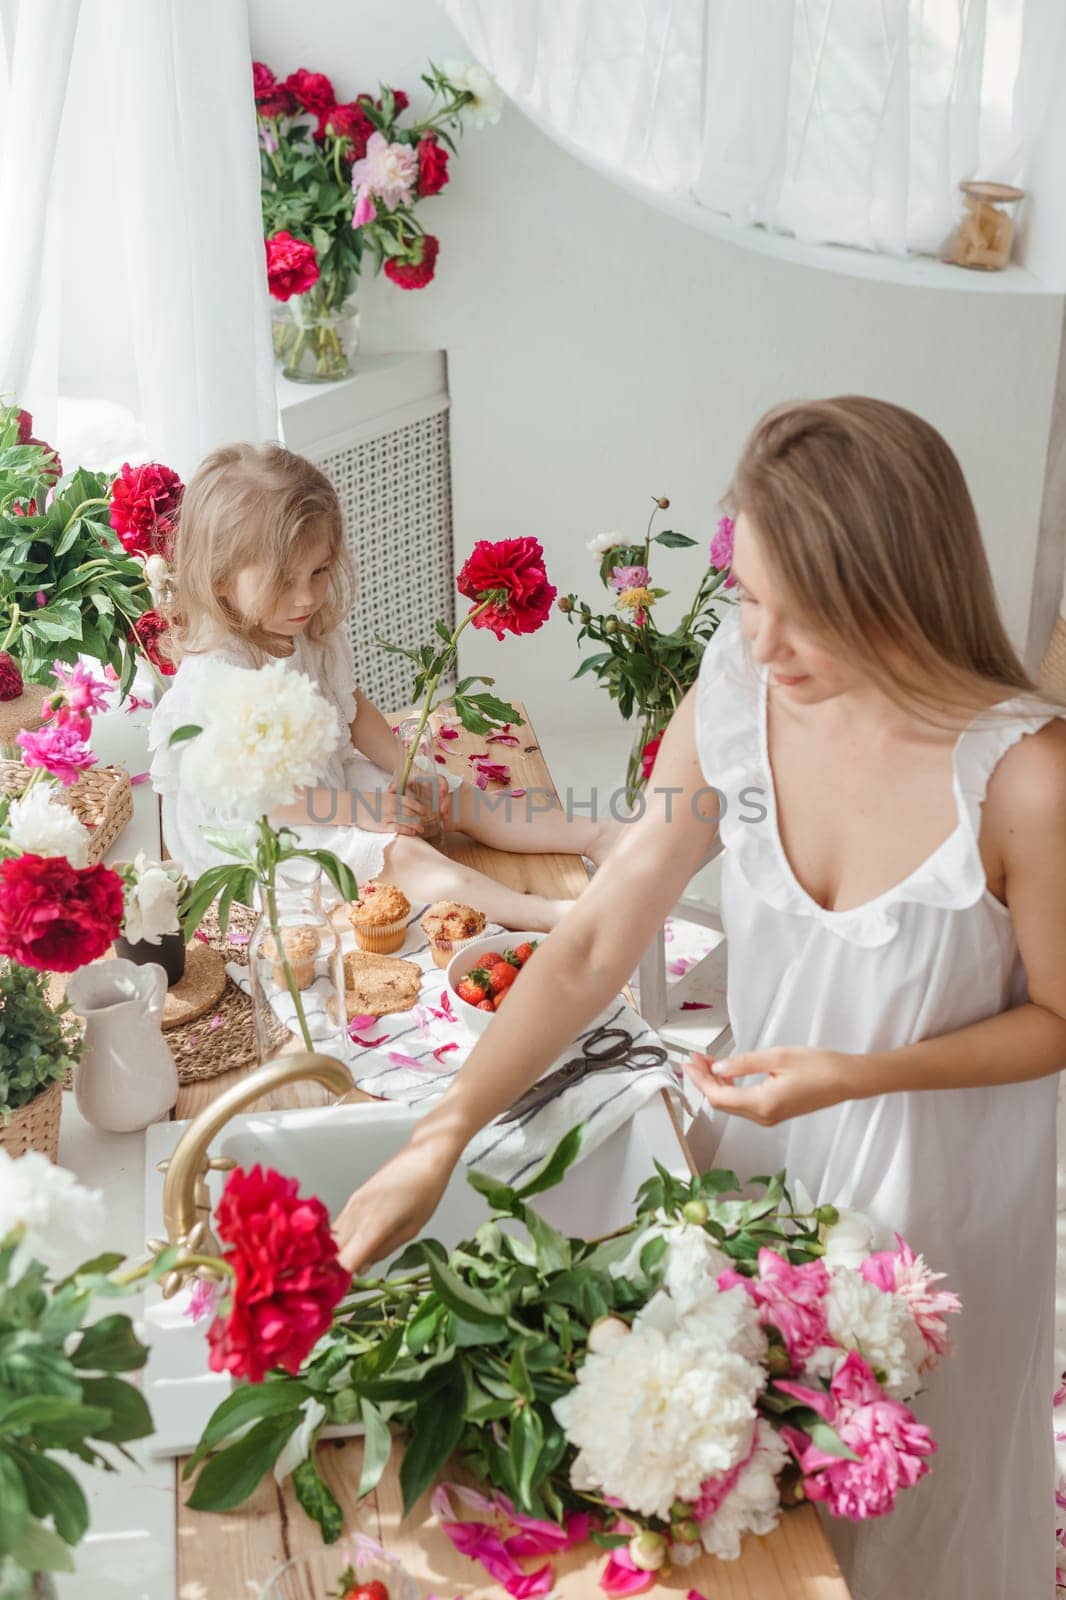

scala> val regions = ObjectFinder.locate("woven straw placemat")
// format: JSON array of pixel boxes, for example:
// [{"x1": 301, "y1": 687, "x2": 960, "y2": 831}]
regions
[{"x1": 161, "y1": 943, "x2": 227, "y2": 1031}]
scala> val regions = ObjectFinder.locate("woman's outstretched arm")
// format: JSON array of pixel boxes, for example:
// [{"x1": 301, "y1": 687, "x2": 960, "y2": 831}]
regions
[{"x1": 333, "y1": 686, "x2": 719, "y2": 1271}]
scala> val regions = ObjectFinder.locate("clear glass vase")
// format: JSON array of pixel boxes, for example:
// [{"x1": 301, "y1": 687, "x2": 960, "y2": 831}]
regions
[
  {"x1": 273, "y1": 283, "x2": 361, "y2": 382},
  {"x1": 394, "y1": 715, "x2": 445, "y2": 847},
  {"x1": 247, "y1": 859, "x2": 350, "y2": 1067},
  {"x1": 625, "y1": 714, "x2": 666, "y2": 809}
]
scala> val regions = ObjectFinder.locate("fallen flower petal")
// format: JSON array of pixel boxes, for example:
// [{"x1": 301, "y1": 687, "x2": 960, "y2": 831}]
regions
[
  {"x1": 432, "y1": 1042, "x2": 460, "y2": 1064},
  {"x1": 130, "y1": 771, "x2": 151, "y2": 785},
  {"x1": 509, "y1": 788, "x2": 527, "y2": 798},
  {"x1": 488, "y1": 732, "x2": 520, "y2": 747},
  {"x1": 348, "y1": 1013, "x2": 378, "y2": 1032},
  {"x1": 208, "y1": 1014, "x2": 224, "y2": 1030},
  {"x1": 680, "y1": 1000, "x2": 713, "y2": 1010},
  {"x1": 388, "y1": 1050, "x2": 423, "y2": 1069},
  {"x1": 349, "y1": 1032, "x2": 390, "y2": 1049}
]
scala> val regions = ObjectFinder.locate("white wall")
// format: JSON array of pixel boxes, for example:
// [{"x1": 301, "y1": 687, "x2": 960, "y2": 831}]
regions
[{"x1": 255, "y1": 2, "x2": 1066, "y2": 733}]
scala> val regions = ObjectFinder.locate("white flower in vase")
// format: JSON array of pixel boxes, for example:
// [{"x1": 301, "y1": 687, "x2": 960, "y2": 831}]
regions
[
  {"x1": 4, "y1": 782, "x2": 91, "y2": 867},
  {"x1": 123, "y1": 851, "x2": 185, "y2": 944},
  {"x1": 587, "y1": 531, "x2": 627, "y2": 557},
  {"x1": 178, "y1": 659, "x2": 342, "y2": 819},
  {"x1": 0, "y1": 1150, "x2": 105, "y2": 1280}
]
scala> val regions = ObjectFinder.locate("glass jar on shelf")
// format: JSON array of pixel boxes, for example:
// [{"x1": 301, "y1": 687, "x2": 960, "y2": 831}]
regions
[{"x1": 949, "y1": 181, "x2": 1025, "y2": 272}]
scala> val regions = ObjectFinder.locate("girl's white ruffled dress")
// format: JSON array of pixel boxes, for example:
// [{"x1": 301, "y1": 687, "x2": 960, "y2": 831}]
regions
[
  {"x1": 694, "y1": 614, "x2": 1061, "y2": 1600},
  {"x1": 148, "y1": 627, "x2": 458, "y2": 887}
]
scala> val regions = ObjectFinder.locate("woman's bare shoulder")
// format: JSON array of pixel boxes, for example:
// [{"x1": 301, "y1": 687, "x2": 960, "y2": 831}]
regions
[{"x1": 985, "y1": 713, "x2": 1066, "y2": 836}]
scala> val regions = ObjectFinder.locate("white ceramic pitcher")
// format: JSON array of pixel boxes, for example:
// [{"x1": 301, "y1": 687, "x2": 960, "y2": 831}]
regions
[{"x1": 67, "y1": 959, "x2": 178, "y2": 1133}]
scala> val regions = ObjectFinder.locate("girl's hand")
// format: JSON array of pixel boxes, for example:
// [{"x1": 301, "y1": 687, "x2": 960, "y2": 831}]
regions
[
  {"x1": 684, "y1": 1046, "x2": 856, "y2": 1126},
  {"x1": 356, "y1": 782, "x2": 428, "y2": 836}
]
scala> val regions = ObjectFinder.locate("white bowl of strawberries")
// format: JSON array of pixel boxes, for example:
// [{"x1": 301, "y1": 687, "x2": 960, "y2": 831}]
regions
[{"x1": 446, "y1": 931, "x2": 541, "y2": 1037}]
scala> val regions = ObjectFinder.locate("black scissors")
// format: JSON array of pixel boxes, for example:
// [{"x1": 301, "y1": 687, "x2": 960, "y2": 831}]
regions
[{"x1": 497, "y1": 1023, "x2": 669, "y2": 1124}]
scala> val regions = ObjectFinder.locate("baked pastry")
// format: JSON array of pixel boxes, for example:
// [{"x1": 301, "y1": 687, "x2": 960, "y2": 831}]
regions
[
  {"x1": 420, "y1": 901, "x2": 487, "y2": 968},
  {"x1": 344, "y1": 950, "x2": 422, "y2": 1017},
  {"x1": 262, "y1": 924, "x2": 320, "y2": 989},
  {"x1": 347, "y1": 880, "x2": 412, "y2": 954}
]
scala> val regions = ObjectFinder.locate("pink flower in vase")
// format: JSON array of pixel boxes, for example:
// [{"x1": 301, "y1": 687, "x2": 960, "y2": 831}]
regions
[
  {"x1": 352, "y1": 188, "x2": 377, "y2": 229},
  {"x1": 609, "y1": 564, "x2": 650, "y2": 592},
  {"x1": 350, "y1": 131, "x2": 418, "y2": 210}
]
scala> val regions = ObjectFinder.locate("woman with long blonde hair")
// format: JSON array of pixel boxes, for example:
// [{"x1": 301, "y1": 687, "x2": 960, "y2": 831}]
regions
[{"x1": 336, "y1": 398, "x2": 1066, "y2": 1599}]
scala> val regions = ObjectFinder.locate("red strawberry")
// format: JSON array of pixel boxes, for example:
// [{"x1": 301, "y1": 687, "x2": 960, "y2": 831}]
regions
[
  {"x1": 456, "y1": 972, "x2": 490, "y2": 1007},
  {"x1": 492, "y1": 992, "x2": 507, "y2": 1009},
  {"x1": 477, "y1": 998, "x2": 495, "y2": 1012},
  {"x1": 513, "y1": 941, "x2": 537, "y2": 965},
  {"x1": 341, "y1": 1580, "x2": 389, "y2": 1600},
  {"x1": 489, "y1": 960, "x2": 517, "y2": 991},
  {"x1": 482, "y1": 951, "x2": 509, "y2": 967}
]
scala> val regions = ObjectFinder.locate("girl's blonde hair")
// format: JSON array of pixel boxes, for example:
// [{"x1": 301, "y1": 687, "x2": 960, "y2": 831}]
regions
[
  {"x1": 728, "y1": 396, "x2": 1048, "y2": 722},
  {"x1": 164, "y1": 442, "x2": 355, "y2": 661}
]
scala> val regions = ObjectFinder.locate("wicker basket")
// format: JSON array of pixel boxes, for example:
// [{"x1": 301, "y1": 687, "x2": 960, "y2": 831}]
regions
[
  {"x1": 0, "y1": 762, "x2": 133, "y2": 865},
  {"x1": 0, "y1": 1079, "x2": 62, "y2": 1162}
]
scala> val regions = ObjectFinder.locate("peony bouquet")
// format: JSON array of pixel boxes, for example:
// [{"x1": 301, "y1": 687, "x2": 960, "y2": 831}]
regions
[
  {"x1": 0, "y1": 660, "x2": 127, "y2": 973},
  {"x1": 560, "y1": 502, "x2": 735, "y2": 805},
  {"x1": 0, "y1": 401, "x2": 180, "y2": 693},
  {"x1": 383, "y1": 535, "x2": 556, "y2": 813},
  {"x1": 184, "y1": 1130, "x2": 959, "y2": 1589},
  {"x1": 257, "y1": 58, "x2": 500, "y2": 378},
  {"x1": 165, "y1": 657, "x2": 358, "y2": 1051}
]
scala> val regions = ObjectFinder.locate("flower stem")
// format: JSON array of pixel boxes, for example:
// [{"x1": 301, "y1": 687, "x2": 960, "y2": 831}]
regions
[
  {"x1": 262, "y1": 837, "x2": 315, "y2": 1054},
  {"x1": 1, "y1": 604, "x2": 20, "y2": 652},
  {"x1": 394, "y1": 600, "x2": 491, "y2": 794}
]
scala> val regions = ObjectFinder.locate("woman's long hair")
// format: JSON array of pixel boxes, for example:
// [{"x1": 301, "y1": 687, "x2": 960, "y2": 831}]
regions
[{"x1": 728, "y1": 396, "x2": 1051, "y2": 721}]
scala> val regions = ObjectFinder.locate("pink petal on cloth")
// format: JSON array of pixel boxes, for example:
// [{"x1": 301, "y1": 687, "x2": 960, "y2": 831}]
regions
[
  {"x1": 194, "y1": 930, "x2": 210, "y2": 944},
  {"x1": 130, "y1": 772, "x2": 151, "y2": 785},
  {"x1": 437, "y1": 726, "x2": 460, "y2": 741},
  {"x1": 388, "y1": 1050, "x2": 423, "y2": 1069},
  {"x1": 348, "y1": 1013, "x2": 378, "y2": 1032},
  {"x1": 668, "y1": 956, "x2": 693, "y2": 976},
  {"x1": 431, "y1": 991, "x2": 457, "y2": 1023},
  {"x1": 123, "y1": 694, "x2": 153, "y2": 715},
  {"x1": 349, "y1": 1033, "x2": 390, "y2": 1049},
  {"x1": 432, "y1": 1043, "x2": 459, "y2": 1063},
  {"x1": 229, "y1": 931, "x2": 250, "y2": 945}
]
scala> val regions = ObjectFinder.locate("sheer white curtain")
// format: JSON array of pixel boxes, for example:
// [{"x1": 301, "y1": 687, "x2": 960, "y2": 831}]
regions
[
  {"x1": 0, "y1": 0, "x2": 275, "y2": 475},
  {"x1": 440, "y1": 0, "x2": 1066, "y2": 261}
]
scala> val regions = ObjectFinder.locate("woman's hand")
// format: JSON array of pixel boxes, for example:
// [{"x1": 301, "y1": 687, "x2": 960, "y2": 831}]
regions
[
  {"x1": 334, "y1": 1134, "x2": 458, "y2": 1273},
  {"x1": 354, "y1": 781, "x2": 430, "y2": 836},
  {"x1": 684, "y1": 1046, "x2": 856, "y2": 1126}
]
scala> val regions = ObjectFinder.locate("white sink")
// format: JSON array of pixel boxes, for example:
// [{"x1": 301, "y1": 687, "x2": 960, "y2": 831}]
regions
[{"x1": 142, "y1": 1094, "x2": 687, "y2": 1457}]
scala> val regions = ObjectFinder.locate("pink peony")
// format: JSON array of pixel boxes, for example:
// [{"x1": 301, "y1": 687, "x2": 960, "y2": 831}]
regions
[
  {"x1": 860, "y1": 1234, "x2": 961, "y2": 1368},
  {"x1": 719, "y1": 1248, "x2": 830, "y2": 1369},
  {"x1": 16, "y1": 722, "x2": 97, "y2": 787},
  {"x1": 710, "y1": 515, "x2": 736, "y2": 586},
  {"x1": 349, "y1": 130, "x2": 418, "y2": 210},
  {"x1": 779, "y1": 1351, "x2": 936, "y2": 1521},
  {"x1": 351, "y1": 188, "x2": 377, "y2": 229},
  {"x1": 609, "y1": 565, "x2": 650, "y2": 593}
]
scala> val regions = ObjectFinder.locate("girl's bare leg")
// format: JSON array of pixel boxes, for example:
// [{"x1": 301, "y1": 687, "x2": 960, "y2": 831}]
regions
[
  {"x1": 447, "y1": 782, "x2": 623, "y2": 865},
  {"x1": 382, "y1": 834, "x2": 573, "y2": 932}
]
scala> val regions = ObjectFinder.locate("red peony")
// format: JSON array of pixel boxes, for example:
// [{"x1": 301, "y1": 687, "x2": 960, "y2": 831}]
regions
[
  {"x1": 15, "y1": 408, "x2": 62, "y2": 480},
  {"x1": 0, "y1": 653, "x2": 23, "y2": 701},
  {"x1": 206, "y1": 1165, "x2": 350, "y2": 1383},
  {"x1": 284, "y1": 67, "x2": 335, "y2": 116},
  {"x1": 640, "y1": 732, "x2": 663, "y2": 783},
  {"x1": 130, "y1": 609, "x2": 176, "y2": 676},
  {"x1": 252, "y1": 61, "x2": 276, "y2": 99},
  {"x1": 0, "y1": 855, "x2": 125, "y2": 973},
  {"x1": 109, "y1": 461, "x2": 184, "y2": 558},
  {"x1": 256, "y1": 80, "x2": 296, "y2": 119},
  {"x1": 388, "y1": 88, "x2": 410, "y2": 114},
  {"x1": 265, "y1": 230, "x2": 320, "y2": 302},
  {"x1": 417, "y1": 135, "x2": 450, "y2": 197},
  {"x1": 384, "y1": 233, "x2": 440, "y2": 291},
  {"x1": 456, "y1": 536, "x2": 557, "y2": 639},
  {"x1": 321, "y1": 99, "x2": 375, "y2": 158}
]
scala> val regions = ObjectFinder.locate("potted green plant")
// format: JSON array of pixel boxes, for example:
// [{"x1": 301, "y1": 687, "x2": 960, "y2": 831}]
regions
[
  {"x1": 0, "y1": 1152, "x2": 159, "y2": 1595},
  {"x1": 0, "y1": 963, "x2": 81, "y2": 1163}
]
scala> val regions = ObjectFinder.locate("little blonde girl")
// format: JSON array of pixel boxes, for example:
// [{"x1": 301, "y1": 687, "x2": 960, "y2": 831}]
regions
[{"x1": 148, "y1": 442, "x2": 615, "y2": 929}]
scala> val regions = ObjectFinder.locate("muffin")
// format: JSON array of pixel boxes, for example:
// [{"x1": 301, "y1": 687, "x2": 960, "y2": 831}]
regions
[
  {"x1": 420, "y1": 901, "x2": 487, "y2": 968},
  {"x1": 262, "y1": 924, "x2": 320, "y2": 990},
  {"x1": 348, "y1": 880, "x2": 412, "y2": 954}
]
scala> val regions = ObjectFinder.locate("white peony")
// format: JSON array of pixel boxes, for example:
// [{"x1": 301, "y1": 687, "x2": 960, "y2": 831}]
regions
[
  {"x1": 0, "y1": 1151, "x2": 105, "y2": 1281},
  {"x1": 587, "y1": 531, "x2": 627, "y2": 557},
  {"x1": 178, "y1": 660, "x2": 342, "y2": 819},
  {"x1": 554, "y1": 1284, "x2": 763, "y2": 1518},
  {"x1": 5, "y1": 783, "x2": 91, "y2": 867},
  {"x1": 694, "y1": 1420, "x2": 789, "y2": 1562},
  {"x1": 821, "y1": 1207, "x2": 877, "y2": 1270},
  {"x1": 144, "y1": 554, "x2": 172, "y2": 606},
  {"x1": 806, "y1": 1266, "x2": 925, "y2": 1398},
  {"x1": 272, "y1": 1397, "x2": 327, "y2": 1484},
  {"x1": 442, "y1": 59, "x2": 504, "y2": 127},
  {"x1": 662, "y1": 1223, "x2": 734, "y2": 1315},
  {"x1": 123, "y1": 851, "x2": 184, "y2": 944}
]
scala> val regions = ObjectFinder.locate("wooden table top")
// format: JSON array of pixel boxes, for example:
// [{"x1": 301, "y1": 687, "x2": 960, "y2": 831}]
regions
[{"x1": 168, "y1": 701, "x2": 852, "y2": 1600}]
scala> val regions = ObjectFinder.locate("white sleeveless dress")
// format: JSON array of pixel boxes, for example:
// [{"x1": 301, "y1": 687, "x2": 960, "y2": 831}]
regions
[
  {"x1": 148, "y1": 626, "x2": 460, "y2": 888},
  {"x1": 692, "y1": 614, "x2": 1061, "y2": 1600}
]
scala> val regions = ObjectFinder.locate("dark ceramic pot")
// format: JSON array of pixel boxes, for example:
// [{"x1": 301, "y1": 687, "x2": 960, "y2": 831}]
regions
[{"x1": 113, "y1": 930, "x2": 186, "y2": 987}]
